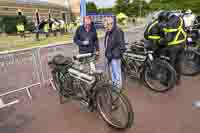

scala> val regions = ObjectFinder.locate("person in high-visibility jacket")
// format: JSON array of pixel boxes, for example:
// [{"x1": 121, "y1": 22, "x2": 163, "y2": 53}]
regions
[
  {"x1": 64, "y1": 23, "x2": 67, "y2": 32},
  {"x1": 60, "y1": 22, "x2": 65, "y2": 35},
  {"x1": 158, "y1": 11, "x2": 187, "y2": 84},
  {"x1": 43, "y1": 23, "x2": 49, "y2": 38},
  {"x1": 52, "y1": 22, "x2": 58, "y2": 36},
  {"x1": 16, "y1": 23, "x2": 25, "y2": 38}
]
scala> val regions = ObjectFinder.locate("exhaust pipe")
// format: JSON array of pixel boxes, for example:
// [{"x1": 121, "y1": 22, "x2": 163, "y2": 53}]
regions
[{"x1": 68, "y1": 68, "x2": 95, "y2": 84}]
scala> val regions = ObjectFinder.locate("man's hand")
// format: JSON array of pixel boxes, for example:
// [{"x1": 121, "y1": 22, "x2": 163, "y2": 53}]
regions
[
  {"x1": 82, "y1": 40, "x2": 89, "y2": 45},
  {"x1": 96, "y1": 51, "x2": 100, "y2": 56},
  {"x1": 95, "y1": 51, "x2": 100, "y2": 61}
]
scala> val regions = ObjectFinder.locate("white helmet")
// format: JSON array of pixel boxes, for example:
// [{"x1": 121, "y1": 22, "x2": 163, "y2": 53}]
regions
[{"x1": 185, "y1": 9, "x2": 192, "y2": 14}]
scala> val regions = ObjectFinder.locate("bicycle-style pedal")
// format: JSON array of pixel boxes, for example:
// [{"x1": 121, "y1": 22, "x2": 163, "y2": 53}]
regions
[{"x1": 80, "y1": 100, "x2": 91, "y2": 112}]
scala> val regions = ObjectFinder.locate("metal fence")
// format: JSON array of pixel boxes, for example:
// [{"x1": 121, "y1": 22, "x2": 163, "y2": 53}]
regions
[{"x1": 0, "y1": 41, "x2": 76, "y2": 108}]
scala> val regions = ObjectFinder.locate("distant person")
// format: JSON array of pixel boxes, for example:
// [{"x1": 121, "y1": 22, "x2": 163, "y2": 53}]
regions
[
  {"x1": 43, "y1": 19, "x2": 49, "y2": 38},
  {"x1": 183, "y1": 9, "x2": 196, "y2": 28},
  {"x1": 73, "y1": 16, "x2": 99, "y2": 55},
  {"x1": 52, "y1": 22, "x2": 58, "y2": 36},
  {"x1": 104, "y1": 16, "x2": 126, "y2": 91},
  {"x1": 60, "y1": 21, "x2": 65, "y2": 35},
  {"x1": 16, "y1": 23, "x2": 25, "y2": 38}
]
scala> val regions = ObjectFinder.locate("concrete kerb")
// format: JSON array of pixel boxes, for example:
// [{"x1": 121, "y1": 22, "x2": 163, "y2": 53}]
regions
[{"x1": 0, "y1": 40, "x2": 73, "y2": 55}]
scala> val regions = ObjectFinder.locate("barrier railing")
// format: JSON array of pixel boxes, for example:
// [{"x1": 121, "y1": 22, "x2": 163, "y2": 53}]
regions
[
  {"x1": 0, "y1": 41, "x2": 74, "y2": 105},
  {"x1": 0, "y1": 49, "x2": 41, "y2": 99}
]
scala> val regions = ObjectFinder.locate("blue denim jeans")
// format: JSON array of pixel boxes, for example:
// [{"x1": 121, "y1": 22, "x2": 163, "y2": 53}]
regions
[{"x1": 109, "y1": 59, "x2": 122, "y2": 91}]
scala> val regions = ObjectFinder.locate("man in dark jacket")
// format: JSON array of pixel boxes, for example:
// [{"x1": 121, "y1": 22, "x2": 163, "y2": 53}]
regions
[
  {"x1": 104, "y1": 16, "x2": 126, "y2": 91},
  {"x1": 73, "y1": 16, "x2": 99, "y2": 54}
]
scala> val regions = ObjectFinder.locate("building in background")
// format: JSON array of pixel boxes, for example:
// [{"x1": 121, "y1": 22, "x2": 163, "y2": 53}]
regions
[{"x1": 0, "y1": 0, "x2": 80, "y2": 22}]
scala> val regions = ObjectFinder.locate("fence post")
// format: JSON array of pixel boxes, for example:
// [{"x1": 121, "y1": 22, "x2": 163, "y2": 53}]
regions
[{"x1": 32, "y1": 48, "x2": 43, "y2": 88}]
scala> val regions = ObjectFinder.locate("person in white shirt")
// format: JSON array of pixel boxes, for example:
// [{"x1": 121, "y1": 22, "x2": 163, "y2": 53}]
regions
[{"x1": 183, "y1": 9, "x2": 196, "y2": 28}]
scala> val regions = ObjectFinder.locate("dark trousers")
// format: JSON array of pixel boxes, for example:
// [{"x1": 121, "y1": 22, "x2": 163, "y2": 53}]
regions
[
  {"x1": 157, "y1": 44, "x2": 184, "y2": 80},
  {"x1": 60, "y1": 29, "x2": 65, "y2": 35},
  {"x1": 52, "y1": 30, "x2": 57, "y2": 36},
  {"x1": 19, "y1": 31, "x2": 25, "y2": 38}
]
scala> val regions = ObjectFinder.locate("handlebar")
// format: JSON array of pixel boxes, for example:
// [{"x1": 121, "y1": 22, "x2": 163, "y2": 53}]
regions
[{"x1": 73, "y1": 53, "x2": 93, "y2": 60}]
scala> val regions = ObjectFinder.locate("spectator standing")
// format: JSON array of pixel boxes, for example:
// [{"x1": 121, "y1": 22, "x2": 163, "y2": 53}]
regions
[
  {"x1": 73, "y1": 16, "x2": 99, "y2": 55},
  {"x1": 104, "y1": 16, "x2": 126, "y2": 91}
]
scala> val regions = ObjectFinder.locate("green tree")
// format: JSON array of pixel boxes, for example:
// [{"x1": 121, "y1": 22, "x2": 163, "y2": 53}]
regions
[
  {"x1": 113, "y1": 0, "x2": 129, "y2": 15},
  {"x1": 98, "y1": 8, "x2": 114, "y2": 13},
  {"x1": 128, "y1": 0, "x2": 150, "y2": 17},
  {"x1": 114, "y1": 0, "x2": 150, "y2": 17},
  {"x1": 149, "y1": 0, "x2": 200, "y2": 13},
  {"x1": 113, "y1": 0, "x2": 200, "y2": 18},
  {"x1": 86, "y1": 2, "x2": 98, "y2": 13}
]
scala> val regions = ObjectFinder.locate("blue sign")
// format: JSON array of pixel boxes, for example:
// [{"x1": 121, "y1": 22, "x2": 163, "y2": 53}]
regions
[{"x1": 80, "y1": 0, "x2": 86, "y2": 25}]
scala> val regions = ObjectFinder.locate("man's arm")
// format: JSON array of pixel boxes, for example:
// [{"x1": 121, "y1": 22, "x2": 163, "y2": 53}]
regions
[{"x1": 73, "y1": 26, "x2": 83, "y2": 46}]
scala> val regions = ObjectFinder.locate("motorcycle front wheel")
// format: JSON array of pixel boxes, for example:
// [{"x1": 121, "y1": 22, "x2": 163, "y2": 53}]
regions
[
  {"x1": 96, "y1": 83, "x2": 134, "y2": 129},
  {"x1": 143, "y1": 59, "x2": 177, "y2": 93}
]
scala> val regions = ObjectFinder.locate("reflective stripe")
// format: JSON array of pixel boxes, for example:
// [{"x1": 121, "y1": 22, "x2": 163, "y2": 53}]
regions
[
  {"x1": 43, "y1": 24, "x2": 49, "y2": 32},
  {"x1": 16, "y1": 24, "x2": 24, "y2": 32},
  {"x1": 162, "y1": 17, "x2": 186, "y2": 46},
  {"x1": 147, "y1": 20, "x2": 160, "y2": 40},
  {"x1": 148, "y1": 36, "x2": 160, "y2": 39},
  {"x1": 163, "y1": 17, "x2": 183, "y2": 33},
  {"x1": 163, "y1": 28, "x2": 178, "y2": 32},
  {"x1": 148, "y1": 20, "x2": 158, "y2": 33},
  {"x1": 168, "y1": 29, "x2": 187, "y2": 45},
  {"x1": 168, "y1": 39, "x2": 186, "y2": 45}
]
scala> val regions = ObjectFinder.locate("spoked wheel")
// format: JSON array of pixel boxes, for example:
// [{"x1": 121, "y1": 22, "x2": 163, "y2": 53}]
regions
[
  {"x1": 96, "y1": 83, "x2": 134, "y2": 129},
  {"x1": 122, "y1": 58, "x2": 138, "y2": 79},
  {"x1": 144, "y1": 59, "x2": 177, "y2": 93},
  {"x1": 180, "y1": 49, "x2": 200, "y2": 76},
  {"x1": 52, "y1": 71, "x2": 60, "y2": 90}
]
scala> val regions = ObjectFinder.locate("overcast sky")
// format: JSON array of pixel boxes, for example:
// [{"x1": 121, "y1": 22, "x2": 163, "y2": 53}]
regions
[{"x1": 87, "y1": 0, "x2": 116, "y2": 8}]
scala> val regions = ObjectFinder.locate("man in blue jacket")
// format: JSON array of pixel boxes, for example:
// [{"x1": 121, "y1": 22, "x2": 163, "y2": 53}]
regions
[{"x1": 73, "y1": 16, "x2": 99, "y2": 54}]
